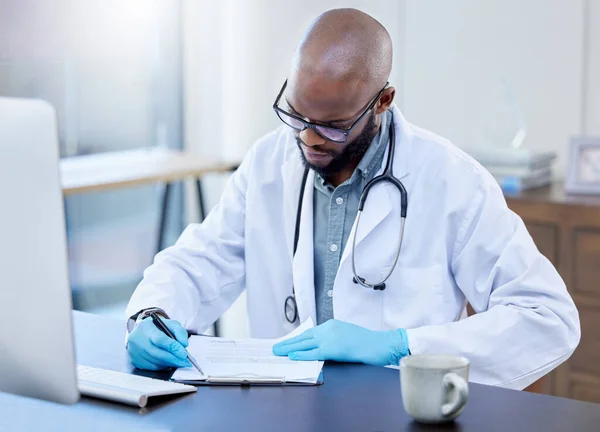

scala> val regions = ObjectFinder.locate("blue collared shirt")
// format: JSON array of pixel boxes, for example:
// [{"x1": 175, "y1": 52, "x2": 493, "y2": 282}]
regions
[{"x1": 313, "y1": 110, "x2": 391, "y2": 324}]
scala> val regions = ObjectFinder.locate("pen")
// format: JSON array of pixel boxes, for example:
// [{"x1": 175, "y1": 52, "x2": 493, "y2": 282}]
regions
[{"x1": 149, "y1": 312, "x2": 204, "y2": 375}]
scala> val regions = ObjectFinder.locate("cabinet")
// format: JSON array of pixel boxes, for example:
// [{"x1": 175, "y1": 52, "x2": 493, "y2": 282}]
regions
[{"x1": 505, "y1": 184, "x2": 600, "y2": 402}]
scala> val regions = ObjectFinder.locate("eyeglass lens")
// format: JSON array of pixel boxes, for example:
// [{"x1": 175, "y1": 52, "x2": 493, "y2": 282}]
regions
[{"x1": 276, "y1": 110, "x2": 346, "y2": 142}]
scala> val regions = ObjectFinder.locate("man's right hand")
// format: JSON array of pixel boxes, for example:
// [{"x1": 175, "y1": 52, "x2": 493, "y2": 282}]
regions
[{"x1": 127, "y1": 317, "x2": 192, "y2": 370}]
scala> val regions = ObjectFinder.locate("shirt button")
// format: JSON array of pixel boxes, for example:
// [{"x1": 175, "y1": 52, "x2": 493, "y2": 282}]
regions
[
  {"x1": 330, "y1": 244, "x2": 338, "y2": 252},
  {"x1": 336, "y1": 197, "x2": 344, "y2": 205},
  {"x1": 327, "y1": 290, "x2": 333, "y2": 298}
]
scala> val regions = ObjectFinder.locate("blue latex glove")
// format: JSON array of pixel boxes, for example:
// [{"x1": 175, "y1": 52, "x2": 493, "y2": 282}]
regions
[
  {"x1": 127, "y1": 317, "x2": 192, "y2": 370},
  {"x1": 272, "y1": 319, "x2": 410, "y2": 366}
]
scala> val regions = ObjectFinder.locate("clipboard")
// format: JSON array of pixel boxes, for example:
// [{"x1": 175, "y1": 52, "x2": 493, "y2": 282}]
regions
[
  {"x1": 177, "y1": 324, "x2": 324, "y2": 386},
  {"x1": 170, "y1": 371, "x2": 324, "y2": 387}
]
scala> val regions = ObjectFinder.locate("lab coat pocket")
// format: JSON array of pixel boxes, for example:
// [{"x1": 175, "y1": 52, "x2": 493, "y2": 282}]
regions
[{"x1": 381, "y1": 264, "x2": 444, "y2": 330}]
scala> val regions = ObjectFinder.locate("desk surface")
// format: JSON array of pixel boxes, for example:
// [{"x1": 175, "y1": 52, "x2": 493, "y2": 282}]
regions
[
  {"x1": 2, "y1": 312, "x2": 600, "y2": 431},
  {"x1": 60, "y1": 148, "x2": 237, "y2": 196}
]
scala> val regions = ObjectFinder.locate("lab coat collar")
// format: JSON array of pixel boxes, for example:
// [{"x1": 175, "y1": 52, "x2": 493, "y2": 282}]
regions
[
  {"x1": 339, "y1": 104, "x2": 413, "y2": 265},
  {"x1": 387, "y1": 104, "x2": 413, "y2": 181},
  {"x1": 281, "y1": 148, "x2": 317, "y2": 325}
]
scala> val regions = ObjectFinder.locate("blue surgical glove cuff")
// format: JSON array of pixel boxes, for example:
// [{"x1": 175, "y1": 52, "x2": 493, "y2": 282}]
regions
[{"x1": 382, "y1": 328, "x2": 410, "y2": 366}]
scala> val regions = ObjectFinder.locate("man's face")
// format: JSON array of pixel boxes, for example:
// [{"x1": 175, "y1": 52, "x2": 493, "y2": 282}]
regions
[
  {"x1": 284, "y1": 76, "x2": 382, "y2": 179},
  {"x1": 295, "y1": 110, "x2": 377, "y2": 178}
]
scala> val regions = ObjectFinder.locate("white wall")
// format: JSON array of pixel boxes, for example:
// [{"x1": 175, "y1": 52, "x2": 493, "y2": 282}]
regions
[
  {"x1": 586, "y1": 0, "x2": 600, "y2": 136},
  {"x1": 402, "y1": 0, "x2": 586, "y2": 176}
]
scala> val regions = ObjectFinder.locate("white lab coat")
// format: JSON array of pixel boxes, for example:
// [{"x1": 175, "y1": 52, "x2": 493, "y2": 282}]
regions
[{"x1": 126, "y1": 105, "x2": 580, "y2": 390}]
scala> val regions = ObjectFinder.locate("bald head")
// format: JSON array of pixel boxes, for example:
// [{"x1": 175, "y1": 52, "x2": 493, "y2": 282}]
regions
[
  {"x1": 291, "y1": 8, "x2": 392, "y2": 94},
  {"x1": 282, "y1": 9, "x2": 396, "y2": 185}
]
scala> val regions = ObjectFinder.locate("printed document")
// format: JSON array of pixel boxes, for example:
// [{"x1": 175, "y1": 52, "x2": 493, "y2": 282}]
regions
[{"x1": 171, "y1": 318, "x2": 323, "y2": 384}]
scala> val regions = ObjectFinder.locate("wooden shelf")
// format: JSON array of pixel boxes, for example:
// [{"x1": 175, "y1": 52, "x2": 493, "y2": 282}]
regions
[{"x1": 505, "y1": 183, "x2": 600, "y2": 208}]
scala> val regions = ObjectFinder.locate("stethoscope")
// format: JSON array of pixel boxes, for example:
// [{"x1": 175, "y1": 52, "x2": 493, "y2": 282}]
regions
[{"x1": 284, "y1": 115, "x2": 408, "y2": 323}]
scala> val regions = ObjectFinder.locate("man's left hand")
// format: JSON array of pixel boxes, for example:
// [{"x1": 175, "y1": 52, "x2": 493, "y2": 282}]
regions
[{"x1": 272, "y1": 319, "x2": 409, "y2": 366}]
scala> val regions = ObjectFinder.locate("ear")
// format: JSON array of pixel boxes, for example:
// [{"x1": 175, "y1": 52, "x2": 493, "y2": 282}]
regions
[{"x1": 375, "y1": 87, "x2": 395, "y2": 114}]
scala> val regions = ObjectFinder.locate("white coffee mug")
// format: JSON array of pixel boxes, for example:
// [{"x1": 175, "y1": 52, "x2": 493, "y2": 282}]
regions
[{"x1": 400, "y1": 354, "x2": 469, "y2": 423}]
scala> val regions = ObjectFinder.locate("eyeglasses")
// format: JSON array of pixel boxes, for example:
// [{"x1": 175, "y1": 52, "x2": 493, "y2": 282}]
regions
[{"x1": 272, "y1": 80, "x2": 388, "y2": 143}]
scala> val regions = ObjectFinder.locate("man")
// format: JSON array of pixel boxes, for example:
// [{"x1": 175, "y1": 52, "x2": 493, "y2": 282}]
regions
[{"x1": 126, "y1": 9, "x2": 579, "y2": 389}]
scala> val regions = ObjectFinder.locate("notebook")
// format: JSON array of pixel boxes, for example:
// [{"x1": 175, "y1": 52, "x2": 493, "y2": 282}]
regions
[{"x1": 171, "y1": 318, "x2": 324, "y2": 386}]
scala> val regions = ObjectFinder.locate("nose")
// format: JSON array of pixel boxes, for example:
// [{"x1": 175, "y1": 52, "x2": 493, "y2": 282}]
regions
[{"x1": 299, "y1": 128, "x2": 325, "y2": 147}]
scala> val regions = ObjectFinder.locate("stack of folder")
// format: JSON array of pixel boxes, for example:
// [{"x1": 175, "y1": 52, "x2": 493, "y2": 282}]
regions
[{"x1": 462, "y1": 147, "x2": 556, "y2": 193}]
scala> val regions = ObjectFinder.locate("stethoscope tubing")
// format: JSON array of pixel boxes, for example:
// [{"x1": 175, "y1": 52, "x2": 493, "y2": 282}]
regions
[{"x1": 285, "y1": 114, "x2": 407, "y2": 323}]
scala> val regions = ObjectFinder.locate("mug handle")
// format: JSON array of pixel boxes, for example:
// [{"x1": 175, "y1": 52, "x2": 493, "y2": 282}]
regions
[{"x1": 441, "y1": 372, "x2": 469, "y2": 418}]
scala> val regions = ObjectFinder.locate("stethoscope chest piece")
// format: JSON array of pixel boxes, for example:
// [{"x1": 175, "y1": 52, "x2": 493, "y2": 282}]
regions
[{"x1": 284, "y1": 295, "x2": 298, "y2": 323}]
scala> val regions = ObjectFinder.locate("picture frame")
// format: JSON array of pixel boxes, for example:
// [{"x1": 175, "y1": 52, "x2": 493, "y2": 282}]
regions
[{"x1": 565, "y1": 136, "x2": 600, "y2": 195}]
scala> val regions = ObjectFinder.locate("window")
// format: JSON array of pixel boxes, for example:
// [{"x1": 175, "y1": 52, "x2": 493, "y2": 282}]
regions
[{"x1": 0, "y1": 0, "x2": 184, "y2": 316}]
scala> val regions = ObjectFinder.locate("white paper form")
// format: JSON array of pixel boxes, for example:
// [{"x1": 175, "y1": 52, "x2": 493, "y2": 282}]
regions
[{"x1": 171, "y1": 318, "x2": 323, "y2": 384}]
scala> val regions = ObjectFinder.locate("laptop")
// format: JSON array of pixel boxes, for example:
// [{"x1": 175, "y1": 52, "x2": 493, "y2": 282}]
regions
[{"x1": 0, "y1": 97, "x2": 195, "y2": 407}]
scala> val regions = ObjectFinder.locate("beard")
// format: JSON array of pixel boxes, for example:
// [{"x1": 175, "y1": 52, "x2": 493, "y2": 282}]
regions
[{"x1": 296, "y1": 110, "x2": 378, "y2": 180}]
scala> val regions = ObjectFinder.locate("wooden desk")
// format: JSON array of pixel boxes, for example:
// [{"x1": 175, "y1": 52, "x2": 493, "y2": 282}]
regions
[
  {"x1": 506, "y1": 183, "x2": 600, "y2": 403},
  {"x1": 60, "y1": 148, "x2": 238, "y2": 252}
]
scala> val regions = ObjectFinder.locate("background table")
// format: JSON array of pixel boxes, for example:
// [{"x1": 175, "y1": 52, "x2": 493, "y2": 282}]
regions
[
  {"x1": 2, "y1": 312, "x2": 600, "y2": 431},
  {"x1": 60, "y1": 148, "x2": 239, "y2": 253}
]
